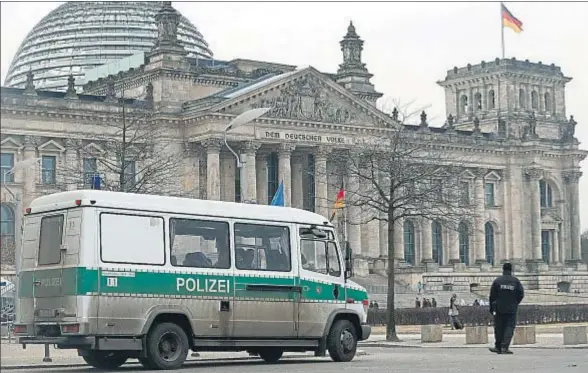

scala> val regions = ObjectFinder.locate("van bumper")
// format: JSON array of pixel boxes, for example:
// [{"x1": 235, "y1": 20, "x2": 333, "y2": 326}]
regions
[
  {"x1": 18, "y1": 336, "x2": 94, "y2": 349},
  {"x1": 360, "y1": 323, "x2": 371, "y2": 341}
]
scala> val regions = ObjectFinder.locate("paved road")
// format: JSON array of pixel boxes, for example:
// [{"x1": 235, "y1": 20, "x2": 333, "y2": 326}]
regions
[{"x1": 22, "y1": 348, "x2": 588, "y2": 373}]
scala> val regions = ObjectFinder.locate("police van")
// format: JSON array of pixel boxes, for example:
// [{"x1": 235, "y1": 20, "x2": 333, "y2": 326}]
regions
[{"x1": 14, "y1": 190, "x2": 371, "y2": 370}]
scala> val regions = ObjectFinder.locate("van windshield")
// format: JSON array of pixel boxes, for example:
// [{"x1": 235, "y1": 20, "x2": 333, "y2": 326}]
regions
[{"x1": 38, "y1": 215, "x2": 64, "y2": 266}]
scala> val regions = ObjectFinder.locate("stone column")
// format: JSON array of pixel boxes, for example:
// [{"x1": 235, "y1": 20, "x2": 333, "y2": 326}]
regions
[
  {"x1": 178, "y1": 142, "x2": 199, "y2": 198},
  {"x1": 314, "y1": 147, "x2": 329, "y2": 218},
  {"x1": 291, "y1": 154, "x2": 304, "y2": 209},
  {"x1": 394, "y1": 219, "x2": 404, "y2": 262},
  {"x1": 278, "y1": 143, "x2": 295, "y2": 207},
  {"x1": 203, "y1": 138, "x2": 222, "y2": 201},
  {"x1": 22, "y1": 136, "x2": 37, "y2": 206},
  {"x1": 552, "y1": 230, "x2": 560, "y2": 264},
  {"x1": 347, "y1": 170, "x2": 362, "y2": 256},
  {"x1": 379, "y1": 212, "x2": 388, "y2": 257},
  {"x1": 421, "y1": 219, "x2": 433, "y2": 263},
  {"x1": 474, "y1": 169, "x2": 487, "y2": 263},
  {"x1": 448, "y1": 228, "x2": 460, "y2": 264},
  {"x1": 525, "y1": 167, "x2": 543, "y2": 261},
  {"x1": 563, "y1": 171, "x2": 582, "y2": 262},
  {"x1": 256, "y1": 151, "x2": 268, "y2": 205},
  {"x1": 240, "y1": 141, "x2": 260, "y2": 203}
]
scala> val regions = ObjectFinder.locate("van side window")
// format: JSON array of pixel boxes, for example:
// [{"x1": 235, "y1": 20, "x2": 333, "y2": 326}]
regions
[
  {"x1": 300, "y1": 239, "x2": 341, "y2": 277},
  {"x1": 38, "y1": 215, "x2": 64, "y2": 265},
  {"x1": 100, "y1": 213, "x2": 165, "y2": 265},
  {"x1": 234, "y1": 223, "x2": 291, "y2": 272},
  {"x1": 170, "y1": 218, "x2": 230, "y2": 269}
]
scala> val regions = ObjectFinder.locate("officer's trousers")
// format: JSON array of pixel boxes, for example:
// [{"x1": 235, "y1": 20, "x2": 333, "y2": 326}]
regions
[{"x1": 494, "y1": 313, "x2": 517, "y2": 350}]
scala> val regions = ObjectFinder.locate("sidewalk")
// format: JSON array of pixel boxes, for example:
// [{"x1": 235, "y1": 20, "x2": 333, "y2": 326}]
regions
[
  {"x1": 360, "y1": 332, "x2": 588, "y2": 349},
  {"x1": 370, "y1": 322, "x2": 588, "y2": 335}
]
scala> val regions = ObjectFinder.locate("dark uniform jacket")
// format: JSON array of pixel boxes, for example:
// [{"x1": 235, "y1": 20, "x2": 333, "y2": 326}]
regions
[{"x1": 489, "y1": 273, "x2": 525, "y2": 314}]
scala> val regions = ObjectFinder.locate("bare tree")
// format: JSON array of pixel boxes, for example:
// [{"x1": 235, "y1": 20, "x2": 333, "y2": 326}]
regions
[
  {"x1": 326, "y1": 105, "x2": 478, "y2": 342},
  {"x1": 60, "y1": 93, "x2": 185, "y2": 195}
]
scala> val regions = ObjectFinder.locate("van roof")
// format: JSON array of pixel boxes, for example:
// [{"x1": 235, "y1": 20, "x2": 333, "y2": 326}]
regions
[{"x1": 29, "y1": 190, "x2": 333, "y2": 226}]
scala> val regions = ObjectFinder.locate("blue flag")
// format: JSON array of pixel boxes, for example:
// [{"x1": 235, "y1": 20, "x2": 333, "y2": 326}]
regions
[{"x1": 270, "y1": 181, "x2": 285, "y2": 206}]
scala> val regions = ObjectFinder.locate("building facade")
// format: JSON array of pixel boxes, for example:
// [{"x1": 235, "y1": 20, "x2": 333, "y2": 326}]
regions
[{"x1": 1, "y1": 2, "x2": 586, "y2": 290}]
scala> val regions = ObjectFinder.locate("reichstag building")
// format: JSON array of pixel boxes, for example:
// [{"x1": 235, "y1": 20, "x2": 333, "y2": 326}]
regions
[{"x1": 1, "y1": 2, "x2": 586, "y2": 291}]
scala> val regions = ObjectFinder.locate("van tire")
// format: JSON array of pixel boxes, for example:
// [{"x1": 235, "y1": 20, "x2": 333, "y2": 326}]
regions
[
  {"x1": 144, "y1": 322, "x2": 189, "y2": 370},
  {"x1": 258, "y1": 348, "x2": 283, "y2": 363},
  {"x1": 327, "y1": 319, "x2": 358, "y2": 362},
  {"x1": 82, "y1": 352, "x2": 127, "y2": 370}
]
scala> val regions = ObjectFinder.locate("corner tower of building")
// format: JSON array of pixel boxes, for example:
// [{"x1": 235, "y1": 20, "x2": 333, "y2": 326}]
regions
[
  {"x1": 335, "y1": 22, "x2": 382, "y2": 105},
  {"x1": 437, "y1": 58, "x2": 573, "y2": 139}
]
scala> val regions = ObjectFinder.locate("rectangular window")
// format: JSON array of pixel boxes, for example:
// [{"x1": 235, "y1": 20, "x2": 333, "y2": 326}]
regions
[
  {"x1": 169, "y1": 218, "x2": 230, "y2": 269},
  {"x1": 267, "y1": 152, "x2": 279, "y2": 204},
  {"x1": 300, "y1": 239, "x2": 341, "y2": 277},
  {"x1": 485, "y1": 182, "x2": 495, "y2": 207},
  {"x1": 38, "y1": 215, "x2": 64, "y2": 265},
  {"x1": 1, "y1": 153, "x2": 15, "y2": 183},
  {"x1": 460, "y1": 181, "x2": 470, "y2": 205},
  {"x1": 41, "y1": 155, "x2": 57, "y2": 184},
  {"x1": 234, "y1": 223, "x2": 291, "y2": 272},
  {"x1": 83, "y1": 158, "x2": 97, "y2": 186},
  {"x1": 123, "y1": 160, "x2": 136, "y2": 190},
  {"x1": 100, "y1": 213, "x2": 165, "y2": 265}
]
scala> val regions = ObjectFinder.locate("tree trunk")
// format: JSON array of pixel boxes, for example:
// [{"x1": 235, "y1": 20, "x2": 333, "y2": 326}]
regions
[{"x1": 386, "y1": 211, "x2": 400, "y2": 342}]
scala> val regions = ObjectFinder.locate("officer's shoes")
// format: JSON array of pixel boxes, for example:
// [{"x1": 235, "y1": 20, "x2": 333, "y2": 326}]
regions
[
  {"x1": 502, "y1": 349, "x2": 514, "y2": 355},
  {"x1": 489, "y1": 347, "x2": 501, "y2": 354}
]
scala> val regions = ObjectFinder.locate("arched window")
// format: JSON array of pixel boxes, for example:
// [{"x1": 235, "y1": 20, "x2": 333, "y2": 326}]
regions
[
  {"x1": 474, "y1": 92, "x2": 482, "y2": 110},
  {"x1": 531, "y1": 91, "x2": 539, "y2": 110},
  {"x1": 0, "y1": 204, "x2": 15, "y2": 248},
  {"x1": 458, "y1": 222, "x2": 470, "y2": 265},
  {"x1": 544, "y1": 92, "x2": 551, "y2": 111},
  {"x1": 485, "y1": 222, "x2": 495, "y2": 265},
  {"x1": 432, "y1": 221, "x2": 443, "y2": 265},
  {"x1": 488, "y1": 90, "x2": 496, "y2": 109},
  {"x1": 519, "y1": 89, "x2": 526, "y2": 109},
  {"x1": 403, "y1": 220, "x2": 415, "y2": 265},
  {"x1": 460, "y1": 95, "x2": 468, "y2": 114},
  {"x1": 539, "y1": 180, "x2": 553, "y2": 208}
]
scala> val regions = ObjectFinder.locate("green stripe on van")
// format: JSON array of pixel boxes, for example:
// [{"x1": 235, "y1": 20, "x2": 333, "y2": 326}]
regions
[{"x1": 18, "y1": 267, "x2": 368, "y2": 303}]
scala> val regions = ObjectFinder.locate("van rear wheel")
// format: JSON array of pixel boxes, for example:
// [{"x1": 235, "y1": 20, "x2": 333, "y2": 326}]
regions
[
  {"x1": 144, "y1": 322, "x2": 189, "y2": 370},
  {"x1": 327, "y1": 319, "x2": 358, "y2": 362},
  {"x1": 258, "y1": 348, "x2": 283, "y2": 363},
  {"x1": 82, "y1": 352, "x2": 127, "y2": 370}
]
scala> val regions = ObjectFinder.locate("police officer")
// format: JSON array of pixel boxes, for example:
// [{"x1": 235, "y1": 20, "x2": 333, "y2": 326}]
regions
[{"x1": 489, "y1": 262, "x2": 524, "y2": 354}]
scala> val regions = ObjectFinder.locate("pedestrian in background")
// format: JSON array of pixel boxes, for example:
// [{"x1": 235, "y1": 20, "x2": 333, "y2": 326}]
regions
[{"x1": 489, "y1": 262, "x2": 525, "y2": 355}]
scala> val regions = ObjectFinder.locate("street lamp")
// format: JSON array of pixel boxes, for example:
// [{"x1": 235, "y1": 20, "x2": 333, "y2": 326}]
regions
[
  {"x1": 2, "y1": 157, "x2": 41, "y2": 322},
  {"x1": 223, "y1": 107, "x2": 271, "y2": 204}
]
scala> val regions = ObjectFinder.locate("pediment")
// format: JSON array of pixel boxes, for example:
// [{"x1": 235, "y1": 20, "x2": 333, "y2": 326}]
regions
[
  {"x1": 209, "y1": 67, "x2": 395, "y2": 128},
  {"x1": 460, "y1": 170, "x2": 476, "y2": 179},
  {"x1": 38, "y1": 140, "x2": 65, "y2": 153},
  {"x1": 541, "y1": 208, "x2": 562, "y2": 223},
  {"x1": 0, "y1": 137, "x2": 23, "y2": 150},
  {"x1": 484, "y1": 170, "x2": 502, "y2": 181},
  {"x1": 82, "y1": 143, "x2": 105, "y2": 155}
]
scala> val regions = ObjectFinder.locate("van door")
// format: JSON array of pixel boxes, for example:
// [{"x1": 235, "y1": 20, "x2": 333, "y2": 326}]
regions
[
  {"x1": 232, "y1": 222, "x2": 298, "y2": 338},
  {"x1": 31, "y1": 209, "x2": 81, "y2": 332},
  {"x1": 297, "y1": 228, "x2": 346, "y2": 338}
]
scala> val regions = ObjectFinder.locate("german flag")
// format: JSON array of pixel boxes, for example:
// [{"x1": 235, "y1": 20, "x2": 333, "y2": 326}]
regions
[
  {"x1": 329, "y1": 187, "x2": 345, "y2": 221},
  {"x1": 502, "y1": 3, "x2": 523, "y2": 33}
]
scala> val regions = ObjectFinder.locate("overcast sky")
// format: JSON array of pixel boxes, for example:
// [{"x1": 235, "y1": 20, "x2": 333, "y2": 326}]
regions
[{"x1": 1, "y1": 1, "x2": 587, "y2": 229}]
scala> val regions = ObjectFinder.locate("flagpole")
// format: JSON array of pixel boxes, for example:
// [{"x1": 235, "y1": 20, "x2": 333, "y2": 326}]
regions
[{"x1": 500, "y1": 2, "x2": 506, "y2": 59}]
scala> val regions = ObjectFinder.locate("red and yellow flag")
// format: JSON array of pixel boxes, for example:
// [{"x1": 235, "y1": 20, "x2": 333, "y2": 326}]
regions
[
  {"x1": 502, "y1": 3, "x2": 523, "y2": 33},
  {"x1": 329, "y1": 187, "x2": 345, "y2": 221}
]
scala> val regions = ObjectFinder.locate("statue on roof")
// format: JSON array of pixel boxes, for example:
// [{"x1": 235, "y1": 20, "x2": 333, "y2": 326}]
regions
[{"x1": 23, "y1": 69, "x2": 37, "y2": 95}]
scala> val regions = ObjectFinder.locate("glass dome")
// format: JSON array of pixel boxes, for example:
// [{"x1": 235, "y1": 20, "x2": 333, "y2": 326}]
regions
[{"x1": 4, "y1": 1, "x2": 213, "y2": 91}]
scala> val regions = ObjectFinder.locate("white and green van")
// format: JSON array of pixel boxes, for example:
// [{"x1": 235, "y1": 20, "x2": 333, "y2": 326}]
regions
[{"x1": 14, "y1": 190, "x2": 371, "y2": 370}]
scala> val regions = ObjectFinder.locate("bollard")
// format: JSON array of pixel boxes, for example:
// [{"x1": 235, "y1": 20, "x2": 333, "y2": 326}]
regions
[
  {"x1": 43, "y1": 344, "x2": 52, "y2": 363},
  {"x1": 563, "y1": 326, "x2": 588, "y2": 346},
  {"x1": 421, "y1": 324, "x2": 443, "y2": 343}
]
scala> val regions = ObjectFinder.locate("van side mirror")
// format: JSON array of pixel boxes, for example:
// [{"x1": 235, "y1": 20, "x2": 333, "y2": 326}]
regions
[{"x1": 344, "y1": 241, "x2": 353, "y2": 279}]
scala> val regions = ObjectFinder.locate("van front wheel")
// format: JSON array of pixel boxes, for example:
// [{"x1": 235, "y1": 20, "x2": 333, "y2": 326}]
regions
[
  {"x1": 82, "y1": 352, "x2": 127, "y2": 370},
  {"x1": 327, "y1": 319, "x2": 358, "y2": 362},
  {"x1": 145, "y1": 322, "x2": 189, "y2": 370}
]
